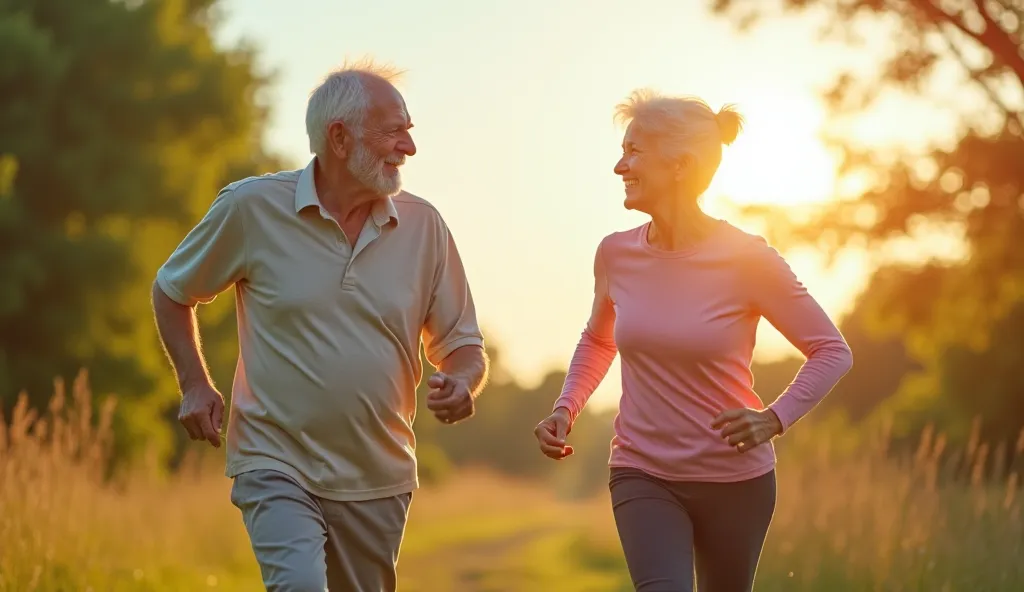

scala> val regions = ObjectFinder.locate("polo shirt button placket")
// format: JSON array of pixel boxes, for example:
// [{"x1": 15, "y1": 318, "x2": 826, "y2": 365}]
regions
[{"x1": 338, "y1": 236, "x2": 355, "y2": 291}]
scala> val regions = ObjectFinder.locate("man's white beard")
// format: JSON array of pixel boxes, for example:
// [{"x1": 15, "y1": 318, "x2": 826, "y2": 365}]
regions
[{"x1": 348, "y1": 142, "x2": 401, "y2": 197}]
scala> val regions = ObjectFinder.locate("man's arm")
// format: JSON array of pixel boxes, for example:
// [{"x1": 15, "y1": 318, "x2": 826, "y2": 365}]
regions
[
  {"x1": 437, "y1": 344, "x2": 490, "y2": 399},
  {"x1": 152, "y1": 187, "x2": 246, "y2": 446},
  {"x1": 419, "y1": 214, "x2": 488, "y2": 424},
  {"x1": 426, "y1": 345, "x2": 489, "y2": 424},
  {"x1": 152, "y1": 281, "x2": 213, "y2": 393},
  {"x1": 152, "y1": 281, "x2": 225, "y2": 446}
]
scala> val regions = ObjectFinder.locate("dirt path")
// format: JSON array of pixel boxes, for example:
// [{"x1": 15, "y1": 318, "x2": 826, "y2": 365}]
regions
[{"x1": 399, "y1": 525, "x2": 558, "y2": 591}]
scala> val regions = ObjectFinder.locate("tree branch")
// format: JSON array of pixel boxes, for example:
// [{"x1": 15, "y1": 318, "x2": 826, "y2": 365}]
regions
[
  {"x1": 973, "y1": 0, "x2": 997, "y2": 26},
  {"x1": 906, "y1": 0, "x2": 1024, "y2": 82},
  {"x1": 933, "y1": 15, "x2": 1024, "y2": 130}
]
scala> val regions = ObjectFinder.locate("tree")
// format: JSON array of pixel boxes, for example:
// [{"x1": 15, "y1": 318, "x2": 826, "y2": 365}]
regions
[
  {"x1": 710, "y1": 0, "x2": 1024, "y2": 444},
  {"x1": 0, "y1": 0, "x2": 280, "y2": 465}
]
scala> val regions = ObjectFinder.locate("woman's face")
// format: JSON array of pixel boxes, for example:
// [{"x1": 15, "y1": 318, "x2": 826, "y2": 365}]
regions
[{"x1": 614, "y1": 122, "x2": 684, "y2": 214}]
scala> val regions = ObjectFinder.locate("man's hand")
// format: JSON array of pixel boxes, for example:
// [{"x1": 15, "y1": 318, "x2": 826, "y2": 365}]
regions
[
  {"x1": 426, "y1": 371, "x2": 474, "y2": 425},
  {"x1": 178, "y1": 383, "x2": 225, "y2": 447},
  {"x1": 534, "y1": 407, "x2": 574, "y2": 460},
  {"x1": 711, "y1": 408, "x2": 783, "y2": 453}
]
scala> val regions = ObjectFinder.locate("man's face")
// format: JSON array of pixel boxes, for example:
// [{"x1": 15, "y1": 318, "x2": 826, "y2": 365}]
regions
[{"x1": 347, "y1": 83, "x2": 417, "y2": 197}]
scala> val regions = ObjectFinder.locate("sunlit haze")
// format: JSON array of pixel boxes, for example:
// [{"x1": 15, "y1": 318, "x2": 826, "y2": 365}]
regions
[{"x1": 213, "y1": 0, "x2": 944, "y2": 409}]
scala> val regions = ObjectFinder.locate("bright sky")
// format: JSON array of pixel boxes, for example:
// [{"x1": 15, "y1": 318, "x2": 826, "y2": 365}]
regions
[{"x1": 212, "y1": 0, "x2": 951, "y2": 409}]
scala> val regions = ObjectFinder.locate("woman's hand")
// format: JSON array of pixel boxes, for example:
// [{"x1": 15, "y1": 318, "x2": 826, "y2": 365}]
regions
[
  {"x1": 534, "y1": 407, "x2": 574, "y2": 460},
  {"x1": 711, "y1": 408, "x2": 783, "y2": 453}
]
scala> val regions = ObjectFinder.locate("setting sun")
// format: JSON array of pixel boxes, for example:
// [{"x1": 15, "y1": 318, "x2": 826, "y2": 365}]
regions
[{"x1": 711, "y1": 91, "x2": 838, "y2": 207}]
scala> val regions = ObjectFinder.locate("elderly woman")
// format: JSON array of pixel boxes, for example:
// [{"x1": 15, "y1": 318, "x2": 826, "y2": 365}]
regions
[{"x1": 534, "y1": 89, "x2": 853, "y2": 592}]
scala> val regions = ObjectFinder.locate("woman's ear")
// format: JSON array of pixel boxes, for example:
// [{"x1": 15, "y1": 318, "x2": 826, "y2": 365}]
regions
[{"x1": 674, "y1": 153, "x2": 695, "y2": 183}]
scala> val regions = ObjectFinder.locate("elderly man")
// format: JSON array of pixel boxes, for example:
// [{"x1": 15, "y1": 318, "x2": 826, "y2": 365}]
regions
[{"x1": 151, "y1": 61, "x2": 488, "y2": 591}]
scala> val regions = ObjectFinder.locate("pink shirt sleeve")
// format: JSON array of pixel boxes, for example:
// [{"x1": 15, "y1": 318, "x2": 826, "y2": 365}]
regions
[
  {"x1": 553, "y1": 241, "x2": 618, "y2": 423},
  {"x1": 751, "y1": 240, "x2": 854, "y2": 432}
]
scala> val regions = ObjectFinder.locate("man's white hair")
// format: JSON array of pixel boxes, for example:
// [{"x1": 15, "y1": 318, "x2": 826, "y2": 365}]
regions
[
  {"x1": 614, "y1": 88, "x2": 743, "y2": 196},
  {"x1": 305, "y1": 57, "x2": 405, "y2": 156}
]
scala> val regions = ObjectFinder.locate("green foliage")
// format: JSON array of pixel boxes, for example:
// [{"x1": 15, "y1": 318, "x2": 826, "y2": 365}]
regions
[{"x1": 0, "y1": 0, "x2": 280, "y2": 466}]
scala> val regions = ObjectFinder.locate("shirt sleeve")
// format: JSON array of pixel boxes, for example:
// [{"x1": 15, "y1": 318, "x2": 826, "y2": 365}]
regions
[
  {"x1": 421, "y1": 218, "x2": 484, "y2": 367},
  {"x1": 748, "y1": 239, "x2": 854, "y2": 432},
  {"x1": 553, "y1": 239, "x2": 618, "y2": 423},
  {"x1": 155, "y1": 187, "x2": 247, "y2": 307}
]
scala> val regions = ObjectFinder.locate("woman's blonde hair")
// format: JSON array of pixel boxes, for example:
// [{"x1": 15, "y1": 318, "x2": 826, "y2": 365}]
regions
[{"x1": 614, "y1": 88, "x2": 743, "y2": 197}]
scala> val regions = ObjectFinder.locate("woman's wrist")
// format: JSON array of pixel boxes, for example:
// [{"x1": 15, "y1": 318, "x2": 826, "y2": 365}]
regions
[{"x1": 764, "y1": 408, "x2": 784, "y2": 436}]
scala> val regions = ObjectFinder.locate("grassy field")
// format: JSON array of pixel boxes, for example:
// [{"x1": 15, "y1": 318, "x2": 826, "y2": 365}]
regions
[{"x1": 2, "y1": 377, "x2": 1022, "y2": 591}]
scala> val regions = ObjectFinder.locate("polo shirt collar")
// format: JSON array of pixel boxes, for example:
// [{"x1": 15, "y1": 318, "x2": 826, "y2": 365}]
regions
[
  {"x1": 294, "y1": 158, "x2": 320, "y2": 213},
  {"x1": 295, "y1": 157, "x2": 400, "y2": 227},
  {"x1": 371, "y1": 192, "x2": 400, "y2": 228}
]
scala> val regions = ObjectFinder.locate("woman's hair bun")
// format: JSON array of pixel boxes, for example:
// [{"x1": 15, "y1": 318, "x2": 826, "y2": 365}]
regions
[{"x1": 715, "y1": 104, "x2": 744, "y2": 146}]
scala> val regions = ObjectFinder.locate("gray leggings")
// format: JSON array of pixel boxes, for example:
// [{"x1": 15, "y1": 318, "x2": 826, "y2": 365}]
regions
[{"x1": 609, "y1": 467, "x2": 776, "y2": 592}]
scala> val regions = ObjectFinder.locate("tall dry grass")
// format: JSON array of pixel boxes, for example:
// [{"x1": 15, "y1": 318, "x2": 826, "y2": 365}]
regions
[
  {"x1": 1, "y1": 374, "x2": 1023, "y2": 590},
  {"x1": 0, "y1": 372, "x2": 260, "y2": 591},
  {"x1": 756, "y1": 416, "x2": 1024, "y2": 590}
]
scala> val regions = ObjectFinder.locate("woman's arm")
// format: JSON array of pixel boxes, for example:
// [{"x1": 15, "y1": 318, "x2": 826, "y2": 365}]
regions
[
  {"x1": 536, "y1": 241, "x2": 618, "y2": 460},
  {"x1": 752, "y1": 240, "x2": 854, "y2": 433},
  {"x1": 551, "y1": 241, "x2": 619, "y2": 425}
]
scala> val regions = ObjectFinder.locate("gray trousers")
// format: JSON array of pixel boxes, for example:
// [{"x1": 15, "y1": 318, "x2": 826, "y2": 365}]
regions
[
  {"x1": 609, "y1": 466, "x2": 776, "y2": 592},
  {"x1": 230, "y1": 469, "x2": 412, "y2": 592}
]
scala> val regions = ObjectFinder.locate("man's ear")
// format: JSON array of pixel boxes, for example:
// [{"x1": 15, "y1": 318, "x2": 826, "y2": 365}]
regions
[{"x1": 327, "y1": 120, "x2": 351, "y2": 160}]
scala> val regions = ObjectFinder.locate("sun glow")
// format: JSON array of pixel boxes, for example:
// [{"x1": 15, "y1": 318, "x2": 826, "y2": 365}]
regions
[{"x1": 710, "y1": 91, "x2": 839, "y2": 207}]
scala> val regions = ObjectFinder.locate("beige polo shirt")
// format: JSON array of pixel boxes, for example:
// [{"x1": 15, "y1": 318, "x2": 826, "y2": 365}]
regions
[{"x1": 156, "y1": 158, "x2": 484, "y2": 501}]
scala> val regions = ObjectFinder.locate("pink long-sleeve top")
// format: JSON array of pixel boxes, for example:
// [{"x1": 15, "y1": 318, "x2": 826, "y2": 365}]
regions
[{"x1": 554, "y1": 219, "x2": 853, "y2": 482}]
